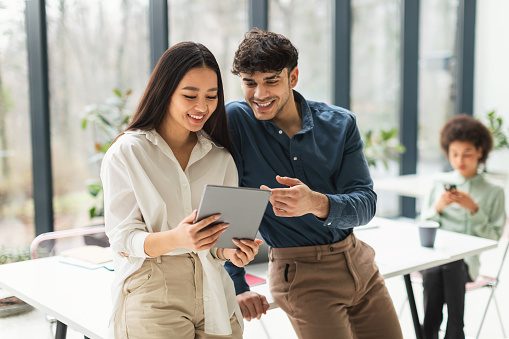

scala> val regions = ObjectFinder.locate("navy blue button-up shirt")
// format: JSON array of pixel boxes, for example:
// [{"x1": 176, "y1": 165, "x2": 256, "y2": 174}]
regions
[{"x1": 225, "y1": 90, "x2": 376, "y2": 294}]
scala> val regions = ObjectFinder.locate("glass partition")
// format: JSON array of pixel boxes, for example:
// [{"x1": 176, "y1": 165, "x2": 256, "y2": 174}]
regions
[
  {"x1": 169, "y1": 0, "x2": 248, "y2": 103},
  {"x1": 351, "y1": 0, "x2": 401, "y2": 216},
  {"x1": 46, "y1": 0, "x2": 150, "y2": 231},
  {"x1": 417, "y1": 0, "x2": 459, "y2": 176},
  {"x1": 0, "y1": 2, "x2": 33, "y2": 249},
  {"x1": 269, "y1": 0, "x2": 332, "y2": 104}
]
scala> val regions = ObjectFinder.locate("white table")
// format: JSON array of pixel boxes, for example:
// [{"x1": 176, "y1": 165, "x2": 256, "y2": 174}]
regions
[
  {"x1": 246, "y1": 217, "x2": 498, "y2": 339},
  {"x1": 0, "y1": 257, "x2": 112, "y2": 339},
  {"x1": 0, "y1": 219, "x2": 498, "y2": 339}
]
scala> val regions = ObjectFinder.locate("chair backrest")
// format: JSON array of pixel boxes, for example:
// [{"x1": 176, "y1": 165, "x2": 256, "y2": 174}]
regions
[
  {"x1": 493, "y1": 237, "x2": 509, "y2": 283},
  {"x1": 30, "y1": 225, "x2": 107, "y2": 259}
]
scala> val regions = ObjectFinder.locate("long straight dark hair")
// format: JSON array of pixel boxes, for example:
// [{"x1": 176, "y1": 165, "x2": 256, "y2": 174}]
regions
[{"x1": 121, "y1": 42, "x2": 234, "y2": 156}]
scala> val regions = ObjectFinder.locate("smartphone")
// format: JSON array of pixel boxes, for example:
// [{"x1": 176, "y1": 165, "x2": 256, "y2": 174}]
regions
[{"x1": 444, "y1": 184, "x2": 457, "y2": 192}]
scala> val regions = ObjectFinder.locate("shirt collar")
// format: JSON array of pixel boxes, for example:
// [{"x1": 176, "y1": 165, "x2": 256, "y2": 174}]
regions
[
  {"x1": 294, "y1": 90, "x2": 314, "y2": 134},
  {"x1": 124, "y1": 129, "x2": 222, "y2": 149}
]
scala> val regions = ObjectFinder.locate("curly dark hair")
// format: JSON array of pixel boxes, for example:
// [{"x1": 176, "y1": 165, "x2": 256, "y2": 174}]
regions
[
  {"x1": 231, "y1": 28, "x2": 298, "y2": 75},
  {"x1": 440, "y1": 114, "x2": 493, "y2": 164}
]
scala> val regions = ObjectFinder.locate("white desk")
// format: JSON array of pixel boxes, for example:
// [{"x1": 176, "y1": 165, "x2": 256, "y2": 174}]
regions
[
  {"x1": 0, "y1": 257, "x2": 112, "y2": 339},
  {"x1": 0, "y1": 220, "x2": 498, "y2": 339},
  {"x1": 246, "y1": 217, "x2": 498, "y2": 339}
]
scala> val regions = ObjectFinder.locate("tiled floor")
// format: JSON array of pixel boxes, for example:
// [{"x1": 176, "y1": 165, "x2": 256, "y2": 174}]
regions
[{"x1": 1, "y1": 239, "x2": 507, "y2": 339}]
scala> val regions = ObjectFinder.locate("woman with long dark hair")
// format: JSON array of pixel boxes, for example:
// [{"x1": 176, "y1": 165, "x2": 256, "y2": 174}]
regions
[{"x1": 101, "y1": 42, "x2": 261, "y2": 338}]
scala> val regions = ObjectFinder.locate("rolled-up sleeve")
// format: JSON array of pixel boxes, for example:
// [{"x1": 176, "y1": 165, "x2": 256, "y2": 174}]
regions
[{"x1": 101, "y1": 153, "x2": 149, "y2": 260}]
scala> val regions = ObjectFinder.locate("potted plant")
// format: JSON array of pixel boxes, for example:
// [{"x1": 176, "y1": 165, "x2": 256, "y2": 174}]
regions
[{"x1": 0, "y1": 246, "x2": 32, "y2": 318}]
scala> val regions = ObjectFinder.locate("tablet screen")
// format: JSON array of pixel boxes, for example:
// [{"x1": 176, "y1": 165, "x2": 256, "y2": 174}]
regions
[{"x1": 195, "y1": 185, "x2": 271, "y2": 248}]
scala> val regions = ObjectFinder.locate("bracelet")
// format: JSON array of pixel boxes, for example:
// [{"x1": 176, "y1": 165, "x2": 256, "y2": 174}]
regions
[{"x1": 220, "y1": 247, "x2": 231, "y2": 262}]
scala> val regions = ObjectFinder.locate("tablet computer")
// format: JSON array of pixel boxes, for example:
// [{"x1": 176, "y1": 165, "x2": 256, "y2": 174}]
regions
[{"x1": 195, "y1": 185, "x2": 271, "y2": 248}]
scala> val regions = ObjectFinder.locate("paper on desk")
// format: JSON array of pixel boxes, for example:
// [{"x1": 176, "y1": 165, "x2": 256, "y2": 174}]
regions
[{"x1": 60, "y1": 245, "x2": 113, "y2": 264}]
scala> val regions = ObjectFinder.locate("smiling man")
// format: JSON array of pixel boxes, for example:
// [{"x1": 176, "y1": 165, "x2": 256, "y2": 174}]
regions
[{"x1": 224, "y1": 29, "x2": 403, "y2": 339}]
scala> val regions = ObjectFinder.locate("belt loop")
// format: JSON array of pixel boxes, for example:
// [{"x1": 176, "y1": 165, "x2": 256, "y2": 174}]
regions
[
  {"x1": 268, "y1": 247, "x2": 274, "y2": 262},
  {"x1": 316, "y1": 246, "x2": 322, "y2": 261},
  {"x1": 156, "y1": 256, "x2": 162, "y2": 264}
]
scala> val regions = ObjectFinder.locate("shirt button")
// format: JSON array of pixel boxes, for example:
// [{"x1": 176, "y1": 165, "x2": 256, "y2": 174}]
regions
[
  {"x1": 182, "y1": 182, "x2": 188, "y2": 188},
  {"x1": 293, "y1": 157, "x2": 298, "y2": 161},
  {"x1": 279, "y1": 130, "x2": 283, "y2": 134},
  {"x1": 327, "y1": 222, "x2": 332, "y2": 226},
  {"x1": 204, "y1": 296, "x2": 209, "y2": 302}
]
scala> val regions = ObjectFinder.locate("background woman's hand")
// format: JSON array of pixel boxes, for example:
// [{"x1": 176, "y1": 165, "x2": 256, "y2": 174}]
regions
[
  {"x1": 449, "y1": 190, "x2": 479, "y2": 214},
  {"x1": 174, "y1": 210, "x2": 229, "y2": 251},
  {"x1": 223, "y1": 238, "x2": 264, "y2": 267},
  {"x1": 435, "y1": 191, "x2": 455, "y2": 214}
]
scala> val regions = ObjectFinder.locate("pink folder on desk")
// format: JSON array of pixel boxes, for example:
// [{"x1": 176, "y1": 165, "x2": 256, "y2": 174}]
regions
[{"x1": 246, "y1": 274, "x2": 266, "y2": 287}]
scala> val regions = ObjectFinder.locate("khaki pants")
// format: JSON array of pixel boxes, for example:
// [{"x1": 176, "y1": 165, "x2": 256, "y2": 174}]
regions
[
  {"x1": 268, "y1": 233, "x2": 403, "y2": 339},
  {"x1": 114, "y1": 254, "x2": 242, "y2": 339}
]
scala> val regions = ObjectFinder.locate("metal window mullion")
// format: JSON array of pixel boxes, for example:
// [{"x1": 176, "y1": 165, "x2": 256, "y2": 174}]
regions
[
  {"x1": 455, "y1": 0, "x2": 476, "y2": 116},
  {"x1": 332, "y1": 0, "x2": 351, "y2": 109},
  {"x1": 25, "y1": 0, "x2": 54, "y2": 235},
  {"x1": 399, "y1": 0, "x2": 420, "y2": 219},
  {"x1": 248, "y1": 0, "x2": 268, "y2": 30},
  {"x1": 149, "y1": 0, "x2": 169, "y2": 72}
]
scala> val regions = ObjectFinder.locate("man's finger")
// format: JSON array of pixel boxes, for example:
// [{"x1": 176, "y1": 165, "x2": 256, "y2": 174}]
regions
[
  {"x1": 192, "y1": 214, "x2": 222, "y2": 232},
  {"x1": 273, "y1": 206, "x2": 290, "y2": 217},
  {"x1": 276, "y1": 175, "x2": 302, "y2": 187},
  {"x1": 240, "y1": 304, "x2": 252, "y2": 321},
  {"x1": 260, "y1": 185, "x2": 272, "y2": 191},
  {"x1": 261, "y1": 296, "x2": 270, "y2": 313}
]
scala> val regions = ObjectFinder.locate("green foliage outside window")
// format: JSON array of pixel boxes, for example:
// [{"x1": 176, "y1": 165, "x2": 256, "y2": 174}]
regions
[
  {"x1": 81, "y1": 89, "x2": 133, "y2": 219},
  {"x1": 362, "y1": 127, "x2": 406, "y2": 169},
  {"x1": 485, "y1": 110, "x2": 509, "y2": 150}
]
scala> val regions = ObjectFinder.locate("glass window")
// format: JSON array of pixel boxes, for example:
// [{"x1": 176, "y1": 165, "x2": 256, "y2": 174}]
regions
[
  {"x1": 0, "y1": 2, "x2": 33, "y2": 249},
  {"x1": 351, "y1": 0, "x2": 401, "y2": 216},
  {"x1": 169, "y1": 0, "x2": 247, "y2": 103},
  {"x1": 269, "y1": 0, "x2": 332, "y2": 103},
  {"x1": 46, "y1": 0, "x2": 150, "y2": 231},
  {"x1": 475, "y1": 0, "x2": 509, "y2": 175},
  {"x1": 417, "y1": 0, "x2": 459, "y2": 175}
]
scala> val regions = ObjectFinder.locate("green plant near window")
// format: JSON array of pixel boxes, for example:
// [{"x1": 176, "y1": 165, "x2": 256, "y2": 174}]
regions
[
  {"x1": 0, "y1": 246, "x2": 30, "y2": 265},
  {"x1": 0, "y1": 246, "x2": 32, "y2": 318},
  {"x1": 81, "y1": 88, "x2": 133, "y2": 219},
  {"x1": 362, "y1": 127, "x2": 406, "y2": 169},
  {"x1": 485, "y1": 110, "x2": 509, "y2": 150}
]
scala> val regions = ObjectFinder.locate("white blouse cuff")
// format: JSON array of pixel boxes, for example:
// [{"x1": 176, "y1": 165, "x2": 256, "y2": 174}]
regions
[{"x1": 131, "y1": 231, "x2": 150, "y2": 258}]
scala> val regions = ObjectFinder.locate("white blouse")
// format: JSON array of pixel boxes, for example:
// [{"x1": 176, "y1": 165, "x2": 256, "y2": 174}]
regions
[{"x1": 100, "y1": 129, "x2": 242, "y2": 336}]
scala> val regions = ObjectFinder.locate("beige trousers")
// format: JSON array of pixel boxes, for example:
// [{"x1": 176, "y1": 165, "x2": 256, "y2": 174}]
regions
[
  {"x1": 268, "y1": 233, "x2": 403, "y2": 339},
  {"x1": 114, "y1": 254, "x2": 242, "y2": 339}
]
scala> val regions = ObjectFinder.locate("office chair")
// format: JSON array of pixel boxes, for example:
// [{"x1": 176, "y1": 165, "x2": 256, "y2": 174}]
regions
[
  {"x1": 30, "y1": 225, "x2": 107, "y2": 259},
  {"x1": 466, "y1": 238, "x2": 508, "y2": 338},
  {"x1": 398, "y1": 237, "x2": 508, "y2": 339}
]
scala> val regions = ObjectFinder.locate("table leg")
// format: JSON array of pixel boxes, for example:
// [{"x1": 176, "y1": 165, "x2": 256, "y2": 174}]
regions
[
  {"x1": 55, "y1": 320, "x2": 67, "y2": 339},
  {"x1": 404, "y1": 274, "x2": 423, "y2": 339}
]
